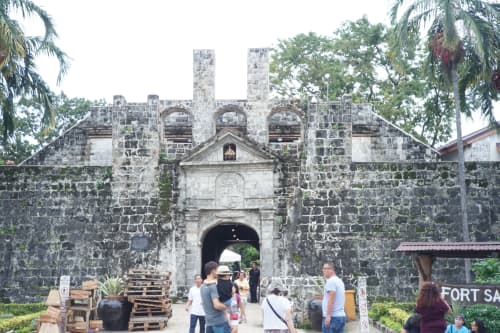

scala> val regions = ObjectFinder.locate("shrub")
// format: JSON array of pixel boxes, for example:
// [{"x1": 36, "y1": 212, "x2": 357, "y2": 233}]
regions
[
  {"x1": 472, "y1": 258, "x2": 500, "y2": 283},
  {"x1": 0, "y1": 304, "x2": 45, "y2": 316},
  {"x1": 368, "y1": 302, "x2": 415, "y2": 320},
  {"x1": 380, "y1": 316, "x2": 403, "y2": 332},
  {"x1": 369, "y1": 302, "x2": 411, "y2": 332},
  {"x1": 0, "y1": 311, "x2": 43, "y2": 333},
  {"x1": 463, "y1": 304, "x2": 500, "y2": 333}
]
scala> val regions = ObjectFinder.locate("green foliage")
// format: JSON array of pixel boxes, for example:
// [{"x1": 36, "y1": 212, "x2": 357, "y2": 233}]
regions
[
  {"x1": 0, "y1": 93, "x2": 104, "y2": 163},
  {"x1": 15, "y1": 324, "x2": 35, "y2": 333},
  {"x1": 0, "y1": 0, "x2": 69, "y2": 138},
  {"x1": 380, "y1": 316, "x2": 403, "y2": 332},
  {"x1": 0, "y1": 303, "x2": 45, "y2": 316},
  {"x1": 370, "y1": 301, "x2": 500, "y2": 333},
  {"x1": 472, "y1": 258, "x2": 500, "y2": 283},
  {"x1": 99, "y1": 276, "x2": 125, "y2": 296},
  {"x1": 369, "y1": 303, "x2": 411, "y2": 331},
  {"x1": 0, "y1": 311, "x2": 43, "y2": 333},
  {"x1": 463, "y1": 304, "x2": 500, "y2": 333},
  {"x1": 445, "y1": 301, "x2": 465, "y2": 323},
  {"x1": 227, "y1": 244, "x2": 259, "y2": 269},
  {"x1": 368, "y1": 302, "x2": 415, "y2": 320},
  {"x1": 270, "y1": 17, "x2": 457, "y2": 147}
]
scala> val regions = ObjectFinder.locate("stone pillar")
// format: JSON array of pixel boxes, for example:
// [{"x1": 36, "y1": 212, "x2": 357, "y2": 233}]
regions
[
  {"x1": 111, "y1": 94, "x2": 161, "y2": 271},
  {"x1": 192, "y1": 49, "x2": 216, "y2": 145},
  {"x1": 247, "y1": 48, "x2": 269, "y2": 101},
  {"x1": 260, "y1": 209, "x2": 275, "y2": 277},
  {"x1": 246, "y1": 48, "x2": 270, "y2": 144},
  {"x1": 183, "y1": 209, "x2": 200, "y2": 290}
]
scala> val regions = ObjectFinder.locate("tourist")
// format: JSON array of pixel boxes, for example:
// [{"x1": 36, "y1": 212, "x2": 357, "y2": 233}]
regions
[
  {"x1": 229, "y1": 284, "x2": 245, "y2": 333},
  {"x1": 261, "y1": 280, "x2": 296, "y2": 333},
  {"x1": 415, "y1": 282, "x2": 451, "y2": 333},
  {"x1": 200, "y1": 261, "x2": 230, "y2": 333},
  {"x1": 401, "y1": 313, "x2": 420, "y2": 333},
  {"x1": 470, "y1": 319, "x2": 487, "y2": 333},
  {"x1": 249, "y1": 262, "x2": 260, "y2": 303},
  {"x1": 234, "y1": 271, "x2": 249, "y2": 323},
  {"x1": 321, "y1": 262, "x2": 346, "y2": 333},
  {"x1": 445, "y1": 314, "x2": 468, "y2": 333},
  {"x1": 186, "y1": 274, "x2": 206, "y2": 333}
]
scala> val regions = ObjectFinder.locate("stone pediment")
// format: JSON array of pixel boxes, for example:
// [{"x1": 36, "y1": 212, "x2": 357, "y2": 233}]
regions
[{"x1": 180, "y1": 131, "x2": 276, "y2": 165}]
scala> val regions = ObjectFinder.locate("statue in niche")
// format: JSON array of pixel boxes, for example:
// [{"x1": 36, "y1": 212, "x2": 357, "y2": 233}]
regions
[{"x1": 216, "y1": 173, "x2": 244, "y2": 208}]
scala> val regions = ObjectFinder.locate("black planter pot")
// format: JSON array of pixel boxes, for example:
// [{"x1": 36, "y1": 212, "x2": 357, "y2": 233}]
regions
[
  {"x1": 97, "y1": 296, "x2": 132, "y2": 330},
  {"x1": 308, "y1": 298, "x2": 323, "y2": 332}
]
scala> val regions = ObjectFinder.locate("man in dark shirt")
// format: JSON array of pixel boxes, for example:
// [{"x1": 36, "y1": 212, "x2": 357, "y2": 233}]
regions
[{"x1": 248, "y1": 261, "x2": 260, "y2": 303}]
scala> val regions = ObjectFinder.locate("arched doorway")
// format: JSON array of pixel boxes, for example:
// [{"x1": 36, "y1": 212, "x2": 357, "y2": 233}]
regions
[{"x1": 201, "y1": 223, "x2": 259, "y2": 277}]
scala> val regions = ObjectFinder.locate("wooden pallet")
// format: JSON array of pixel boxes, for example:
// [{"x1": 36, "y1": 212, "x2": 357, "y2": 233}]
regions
[
  {"x1": 127, "y1": 280, "x2": 170, "y2": 287},
  {"x1": 125, "y1": 291, "x2": 168, "y2": 297},
  {"x1": 127, "y1": 269, "x2": 171, "y2": 279},
  {"x1": 128, "y1": 321, "x2": 166, "y2": 331},
  {"x1": 133, "y1": 303, "x2": 171, "y2": 311}
]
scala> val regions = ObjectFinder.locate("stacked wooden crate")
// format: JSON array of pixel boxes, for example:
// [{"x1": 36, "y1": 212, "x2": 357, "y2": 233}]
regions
[
  {"x1": 126, "y1": 269, "x2": 172, "y2": 331},
  {"x1": 65, "y1": 280, "x2": 101, "y2": 333},
  {"x1": 37, "y1": 290, "x2": 62, "y2": 333}
]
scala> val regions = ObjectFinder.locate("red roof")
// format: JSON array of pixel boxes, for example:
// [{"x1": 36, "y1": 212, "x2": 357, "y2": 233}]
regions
[{"x1": 439, "y1": 121, "x2": 500, "y2": 154}]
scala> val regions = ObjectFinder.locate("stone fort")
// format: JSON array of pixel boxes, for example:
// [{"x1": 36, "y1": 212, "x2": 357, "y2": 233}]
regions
[{"x1": 0, "y1": 49, "x2": 499, "y2": 302}]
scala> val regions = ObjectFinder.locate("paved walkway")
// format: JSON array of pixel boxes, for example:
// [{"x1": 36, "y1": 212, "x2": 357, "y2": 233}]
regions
[{"x1": 163, "y1": 303, "x2": 382, "y2": 333}]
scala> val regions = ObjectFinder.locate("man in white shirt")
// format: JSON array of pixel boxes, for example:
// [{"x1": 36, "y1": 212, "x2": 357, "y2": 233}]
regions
[
  {"x1": 321, "y1": 262, "x2": 346, "y2": 333},
  {"x1": 261, "y1": 281, "x2": 296, "y2": 333},
  {"x1": 186, "y1": 274, "x2": 206, "y2": 333}
]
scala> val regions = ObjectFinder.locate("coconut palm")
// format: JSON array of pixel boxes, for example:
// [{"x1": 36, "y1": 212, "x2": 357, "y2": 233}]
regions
[
  {"x1": 0, "y1": 0, "x2": 69, "y2": 137},
  {"x1": 391, "y1": 0, "x2": 499, "y2": 282}
]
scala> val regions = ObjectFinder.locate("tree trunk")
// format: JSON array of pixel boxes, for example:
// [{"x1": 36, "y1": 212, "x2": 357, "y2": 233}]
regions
[{"x1": 451, "y1": 64, "x2": 471, "y2": 283}]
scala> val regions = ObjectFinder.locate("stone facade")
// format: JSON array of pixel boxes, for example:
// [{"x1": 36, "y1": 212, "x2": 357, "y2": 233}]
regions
[{"x1": 1, "y1": 49, "x2": 499, "y2": 306}]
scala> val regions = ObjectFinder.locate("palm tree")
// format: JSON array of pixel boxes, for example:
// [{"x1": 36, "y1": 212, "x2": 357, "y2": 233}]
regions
[
  {"x1": 391, "y1": 0, "x2": 500, "y2": 283},
  {"x1": 0, "y1": 0, "x2": 69, "y2": 138}
]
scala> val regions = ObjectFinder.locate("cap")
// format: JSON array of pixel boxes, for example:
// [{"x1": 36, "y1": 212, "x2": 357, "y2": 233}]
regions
[
  {"x1": 455, "y1": 314, "x2": 465, "y2": 320},
  {"x1": 216, "y1": 265, "x2": 232, "y2": 275},
  {"x1": 267, "y1": 280, "x2": 286, "y2": 293}
]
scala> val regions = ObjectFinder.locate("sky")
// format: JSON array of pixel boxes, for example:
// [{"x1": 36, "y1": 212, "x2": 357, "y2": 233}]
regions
[{"x1": 22, "y1": 0, "x2": 498, "y2": 138}]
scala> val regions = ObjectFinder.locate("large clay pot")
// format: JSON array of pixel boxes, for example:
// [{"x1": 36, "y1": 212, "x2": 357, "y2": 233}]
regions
[
  {"x1": 97, "y1": 296, "x2": 132, "y2": 330},
  {"x1": 308, "y1": 298, "x2": 323, "y2": 332}
]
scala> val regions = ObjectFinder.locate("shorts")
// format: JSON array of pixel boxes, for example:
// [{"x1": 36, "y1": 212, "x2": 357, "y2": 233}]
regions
[{"x1": 230, "y1": 312, "x2": 239, "y2": 326}]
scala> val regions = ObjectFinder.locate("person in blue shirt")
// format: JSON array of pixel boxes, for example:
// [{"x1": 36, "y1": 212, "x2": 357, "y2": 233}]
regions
[{"x1": 445, "y1": 314, "x2": 468, "y2": 333}]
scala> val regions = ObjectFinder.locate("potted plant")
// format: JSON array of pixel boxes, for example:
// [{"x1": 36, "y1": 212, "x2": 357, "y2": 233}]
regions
[{"x1": 97, "y1": 276, "x2": 132, "y2": 330}]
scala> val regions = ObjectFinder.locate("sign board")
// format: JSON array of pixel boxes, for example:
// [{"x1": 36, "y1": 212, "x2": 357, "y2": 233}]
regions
[
  {"x1": 131, "y1": 234, "x2": 150, "y2": 252},
  {"x1": 59, "y1": 275, "x2": 70, "y2": 332},
  {"x1": 441, "y1": 283, "x2": 500, "y2": 305},
  {"x1": 358, "y1": 277, "x2": 370, "y2": 333}
]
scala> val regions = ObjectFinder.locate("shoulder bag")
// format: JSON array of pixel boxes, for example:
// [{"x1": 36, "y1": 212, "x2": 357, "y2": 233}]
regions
[{"x1": 266, "y1": 298, "x2": 288, "y2": 326}]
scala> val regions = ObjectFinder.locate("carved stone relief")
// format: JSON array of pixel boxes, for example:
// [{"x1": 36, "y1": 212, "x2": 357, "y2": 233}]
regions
[{"x1": 215, "y1": 173, "x2": 244, "y2": 208}]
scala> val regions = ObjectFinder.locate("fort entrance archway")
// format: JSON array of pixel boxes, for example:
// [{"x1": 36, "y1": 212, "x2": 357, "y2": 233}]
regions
[{"x1": 201, "y1": 223, "x2": 259, "y2": 277}]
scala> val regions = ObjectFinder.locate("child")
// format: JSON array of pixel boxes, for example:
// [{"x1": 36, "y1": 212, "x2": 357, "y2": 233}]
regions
[
  {"x1": 445, "y1": 314, "x2": 468, "y2": 333},
  {"x1": 215, "y1": 265, "x2": 233, "y2": 307},
  {"x1": 229, "y1": 284, "x2": 245, "y2": 333}
]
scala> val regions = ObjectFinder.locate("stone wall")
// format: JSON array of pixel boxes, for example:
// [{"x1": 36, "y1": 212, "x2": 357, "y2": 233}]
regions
[
  {"x1": 0, "y1": 166, "x2": 113, "y2": 301},
  {"x1": 111, "y1": 95, "x2": 169, "y2": 271},
  {"x1": 286, "y1": 97, "x2": 500, "y2": 299},
  {"x1": 352, "y1": 104, "x2": 439, "y2": 162},
  {"x1": 22, "y1": 107, "x2": 112, "y2": 166}
]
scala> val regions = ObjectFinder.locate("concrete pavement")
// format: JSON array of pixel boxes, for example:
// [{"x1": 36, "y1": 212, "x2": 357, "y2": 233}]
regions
[{"x1": 162, "y1": 302, "x2": 382, "y2": 333}]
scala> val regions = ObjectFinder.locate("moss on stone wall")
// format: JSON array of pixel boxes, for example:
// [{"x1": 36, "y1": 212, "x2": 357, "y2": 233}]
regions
[{"x1": 159, "y1": 170, "x2": 172, "y2": 216}]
